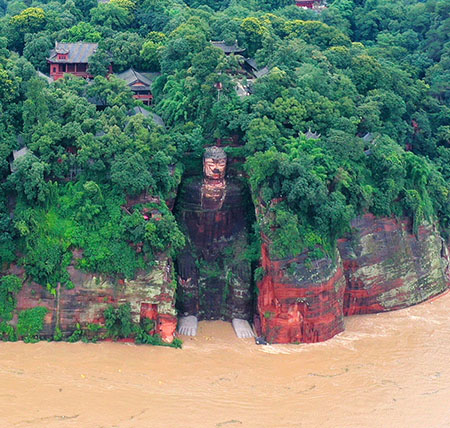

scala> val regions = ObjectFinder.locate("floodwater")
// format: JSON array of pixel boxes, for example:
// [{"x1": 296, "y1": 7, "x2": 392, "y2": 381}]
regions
[{"x1": 1, "y1": 293, "x2": 450, "y2": 428}]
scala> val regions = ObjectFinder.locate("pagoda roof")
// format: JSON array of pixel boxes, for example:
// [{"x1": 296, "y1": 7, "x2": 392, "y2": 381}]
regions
[
  {"x1": 244, "y1": 58, "x2": 258, "y2": 70},
  {"x1": 211, "y1": 40, "x2": 245, "y2": 55},
  {"x1": 13, "y1": 146, "x2": 28, "y2": 161},
  {"x1": 254, "y1": 67, "x2": 269, "y2": 78},
  {"x1": 243, "y1": 58, "x2": 270, "y2": 79},
  {"x1": 116, "y1": 68, "x2": 152, "y2": 87},
  {"x1": 305, "y1": 129, "x2": 321, "y2": 139},
  {"x1": 48, "y1": 42, "x2": 98, "y2": 63}
]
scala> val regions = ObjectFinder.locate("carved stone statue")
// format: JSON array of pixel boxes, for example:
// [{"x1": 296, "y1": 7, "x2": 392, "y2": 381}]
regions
[
  {"x1": 201, "y1": 146, "x2": 227, "y2": 211},
  {"x1": 203, "y1": 146, "x2": 227, "y2": 181},
  {"x1": 176, "y1": 147, "x2": 254, "y2": 338}
]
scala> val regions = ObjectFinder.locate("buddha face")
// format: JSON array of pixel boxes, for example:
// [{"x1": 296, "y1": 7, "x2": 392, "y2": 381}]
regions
[{"x1": 203, "y1": 156, "x2": 227, "y2": 180}]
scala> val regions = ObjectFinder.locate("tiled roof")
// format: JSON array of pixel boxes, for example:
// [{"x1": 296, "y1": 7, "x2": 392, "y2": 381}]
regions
[
  {"x1": 254, "y1": 67, "x2": 269, "y2": 79},
  {"x1": 305, "y1": 129, "x2": 321, "y2": 139},
  {"x1": 10, "y1": 146, "x2": 29, "y2": 172},
  {"x1": 130, "y1": 106, "x2": 151, "y2": 117},
  {"x1": 48, "y1": 42, "x2": 98, "y2": 63},
  {"x1": 211, "y1": 41, "x2": 245, "y2": 54},
  {"x1": 151, "y1": 112, "x2": 165, "y2": 128},
  {"x1": 36, "y1": 71, "x2": 52, "y2": 84},
  {"x1": 243, "y1": 58, "x2": 270, "y2": 79},
  {"x1": 129, "y1": 107, "x2": 165, "y2": 128},
  {"x1": 362, "y1": 132, "x2": 374, "y2": 142},
  {"x1": 116, "y1": 68, "x2": 152, "y2": 88},
  {"x1": 13, "y1": 147, "x2": 29, "y2": 161},
  {"x1": 244, "y1": 58, "x2": 258, "y2": 70},
  {"x1": 140, "y1": 72, "x2": 161, "y2": 83}
]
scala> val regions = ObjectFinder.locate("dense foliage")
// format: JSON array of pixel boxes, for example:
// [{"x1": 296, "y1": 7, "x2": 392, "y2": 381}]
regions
[
  {"x1": 0, "y1": 274, "x2": 22, "y2": 321},
  {"x1": 0, "y1": 0, "x2": 448, "y2": 328},
  {"x1": 103, "y1": 303, "x2": 182, "y2": 348},
  {"x1": 16, "y1": 306, "x2": 48, "y2": 343}
]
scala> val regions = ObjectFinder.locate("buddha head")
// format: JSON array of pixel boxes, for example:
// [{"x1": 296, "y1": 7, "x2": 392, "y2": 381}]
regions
[{"x1": 203, "y1": 146, "x2": 227, "y2": 181}]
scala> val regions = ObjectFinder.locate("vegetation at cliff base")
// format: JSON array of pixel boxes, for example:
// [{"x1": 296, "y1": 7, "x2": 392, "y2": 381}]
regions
[
  {"x1": 16, "y1": 306, "x2": 48, "y2": 343},
  {"x1": 77, "y1": 303, "x2": 182, "y2": 348}
]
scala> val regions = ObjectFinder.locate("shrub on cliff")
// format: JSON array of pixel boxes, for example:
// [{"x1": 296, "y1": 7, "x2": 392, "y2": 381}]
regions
[
  {"x1": 16, "y1": 307, "x2": 48, "y2": 343},
  {"x1": 0, "y1": 275, "x2": 22, "y2": 321},
  {"x1": 104, "y1": 303, "x2": 135, "y2": 339}
]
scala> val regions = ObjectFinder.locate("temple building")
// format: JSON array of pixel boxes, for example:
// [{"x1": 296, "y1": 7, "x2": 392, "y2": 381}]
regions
[
  {"x1": 47, "y1": 42, "x2": 111, "y2": 81},
  {"x1": 210, "y1": 41, "x2": 245, "y2": 55},
  {"x1": 295, "y1": 0, "x2": 317, "y2": 8},
  {"x1": 116, "y1": 69, "x2": 160, "y2": 106}
]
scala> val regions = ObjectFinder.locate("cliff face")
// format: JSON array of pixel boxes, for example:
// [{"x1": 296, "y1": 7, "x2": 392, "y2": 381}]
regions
[
  {"x1": 256, "y1": 213, "x2": 448, "y2": 344},
  {"x1": 11, "y1": 257, "x2": 178, "y2": 343},
  {"x1": 257, "y1": 239, "x2": 346, "y2": 344},
  {"x1": 337, "y1": 214, "x2": 449, "y2": 315},
  {"x1": 176, "y1": 178, "x2": 253, "y2": 321},
  {"x1": 8, "y1": 198, "x2": 450, "y2": 346}
]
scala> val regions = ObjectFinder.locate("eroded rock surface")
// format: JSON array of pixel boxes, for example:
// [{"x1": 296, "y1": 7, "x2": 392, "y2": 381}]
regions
[
  {"x1": 255, "y1": 213, "x2": 449, "y2": 344},
  {"x1": 257, "y1": 238, "x2": 346, "y2": 344},
  {"x1": 337, "y1": 214, "x2": 449, "y2": 315},
  {"x1": 11, "y1": 257, "x2": 178, "y2": 343}
]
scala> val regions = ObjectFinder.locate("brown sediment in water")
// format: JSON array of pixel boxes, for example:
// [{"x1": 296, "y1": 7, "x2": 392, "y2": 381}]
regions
[{"x1": 1, "y1": 293, "x2": 450, "y2": 428}]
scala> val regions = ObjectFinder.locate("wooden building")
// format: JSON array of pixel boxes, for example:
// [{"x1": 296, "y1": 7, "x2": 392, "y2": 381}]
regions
[
  {"x1": 210, "y1": 40, "x2": 245, "y2": 55},
  {"x1": 116, "y1": 69, "x2": 159, "y2": 106},
  {"x1": 295, "y1": 0, "x2": 316, "y2": 8},
  {"x1": 48, "y1": 42, "x2": 111, "y2": 81}
]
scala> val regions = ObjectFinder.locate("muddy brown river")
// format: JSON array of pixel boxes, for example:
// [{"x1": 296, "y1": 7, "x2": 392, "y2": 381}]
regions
[{"x1": 1, "y1": 292, "x2": 449, "y2": 428}]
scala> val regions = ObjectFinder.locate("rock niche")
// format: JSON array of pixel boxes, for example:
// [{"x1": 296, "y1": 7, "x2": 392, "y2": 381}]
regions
[{"x1": 176, "y1": 147, "x2": 253, "y2": 322}]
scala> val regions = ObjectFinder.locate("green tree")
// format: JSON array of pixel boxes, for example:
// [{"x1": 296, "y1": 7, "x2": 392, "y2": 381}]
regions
[
  {"x1": 23, "y1": 33, "x2": 53, "y2": 71},
  {"x1": 17, "y1": 307, "x2": 48, "y2": 343},
  {"x1": 245, "y1": 117, "x2": 282, "y2": 154},
  {"x1": 144, "y1": 210, "x2": 185, "y2": 257},
  {"x1": 110, "y1": 152, "x2": 154, "y2": 195},
  {"x1": 88, "y1": 49, "x2": 111, "y2": 77},
  {"x1": 87, "y1": 75, "x2": 135, "y2": 108},
  {"x1": 0, "y1": 275, "x2": 22, "y2": 321},
  {"x1": 240, "y1": 17, "x2": 268, "y2": 56},
  {"x1": 141, "y1": 40, "x2": 162, "y2": 71},
  {"x1": 104, "y1": 303, "x2": 134, "y2": 339},
  {"x1": 73, "y1": 0, "x2": 98, "y2": 18},
  {"x1": 100, "y1": 32, "x2": 145, "y2": 72},
  {"x1": 8, "y1": 153, "x2": 50, "y2": 203},
  {"x1": 90, "y1": 2, "x2": 132, "y2": 31},
  {"x1": 6, "y1": 7, "x2": 47, "y2": 52},
  {"x1": 65, "y1": 21, "x2": 102, "y2": 42}
]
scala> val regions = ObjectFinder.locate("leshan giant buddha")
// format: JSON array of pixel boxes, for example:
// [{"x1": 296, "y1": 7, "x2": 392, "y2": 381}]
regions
[{"x1": 176, "y1": 146, "x2": 254, "y2": 338}]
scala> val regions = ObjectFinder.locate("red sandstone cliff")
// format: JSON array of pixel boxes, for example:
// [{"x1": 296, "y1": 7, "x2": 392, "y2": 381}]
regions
[
  {"x1": 337, "y1": 214, "x2": 449, "y2": 315},
  {"x1": 256, "y1": 213, "x2": 449, "y2": 344},
  {"x1": 257, "y1": 238, "x2": 346, "y2": 344},
  {"x1": 10, "y1": 256, "x2": 178, "y2": 343}
]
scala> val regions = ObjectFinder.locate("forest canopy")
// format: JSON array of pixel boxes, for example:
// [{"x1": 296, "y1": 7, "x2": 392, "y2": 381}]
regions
[{"x1": 0, "y1": 0, "x2": 448, "y2": 273}]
